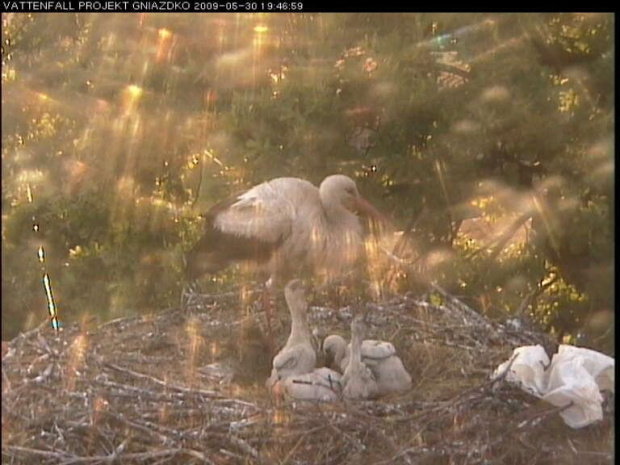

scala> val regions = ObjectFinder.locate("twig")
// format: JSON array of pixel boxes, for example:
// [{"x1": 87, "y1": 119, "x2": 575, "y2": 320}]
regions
[
  {"x1": 15, "y1": 320, "x2": 50, "y2": 342},
  {"x1": 464, "y1": 212, "x2": 532, "y2": 261},
  {"x1": 226, "y1": 434, "x2": 259, "y2": 459},
  {"x1": 103, "y1": 363, "x2": 219, "y2": 398},
  {"x1": 391, "y1": 207, "x2": 428, "y2": 258},
  {"x1": 104, "y1": 411, "x2": 175, "y2": 446},
  {"x1": 515, "y1": 401, "x2": 575, "y2": 429},
  {"x1": 315, "y1": 407, "x2": 365, "y2": 453},
  {"x1": 2, "y1": 366, "x2": 11, "y2": 392},
  {"x1": 516, "y1": 276, "x2": 559, "y2": 315},
  {"x1": 3, "y1": 446, "x2": 73, "y2": 460},
  {"x1": 489, "y1": 352, "x2": 519, "y2": 386},
  {"x1": 56, "y1": 448, "x2": 213, "y2": 465},
  {"x1": 280, "y1": 434, "x2": 306, "y2": 465},
  {"x1": 430, "y1": 282, "x2": 492, "y2": 329}
]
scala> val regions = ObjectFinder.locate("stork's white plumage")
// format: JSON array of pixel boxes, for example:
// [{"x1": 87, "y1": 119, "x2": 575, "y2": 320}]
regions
[
  {"x1": 281, "y1": 367, "x2": 342, "y2": 402},
  {"x1": 266, "y1": 280, "x2": 316, "y2": 391},
  {"x1": 324, "y1": 334, "x2": 412, "y2": 396},
  {"x1": 185, "y1": 175, "x2": 385, "y2": 283},
  {"x1": 342, "y1": 316, "x2": 379, "y2": 400}
]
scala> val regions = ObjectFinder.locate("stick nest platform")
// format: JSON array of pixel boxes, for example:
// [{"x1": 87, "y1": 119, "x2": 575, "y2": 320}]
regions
[{"x1": 2, "y1": 284, "x2": 613, "y2": 464}]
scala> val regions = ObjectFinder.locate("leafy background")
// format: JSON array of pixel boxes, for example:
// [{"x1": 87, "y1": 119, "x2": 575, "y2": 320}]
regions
[{"x1": 1, "y1": 13, "x2": 614, "y2": 353}]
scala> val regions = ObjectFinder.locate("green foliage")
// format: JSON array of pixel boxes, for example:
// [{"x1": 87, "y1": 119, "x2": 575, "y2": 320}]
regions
[{"x1": 1, "y1": 13, "x2": 613, "y2": 353}]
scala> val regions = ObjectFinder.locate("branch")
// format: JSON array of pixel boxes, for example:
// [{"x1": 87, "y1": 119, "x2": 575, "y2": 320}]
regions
[
  {"x1": 103, "y1": 363, "x2": 219, "y2": 398},
  {"x1": 516, "y1": 275, "x2": 559, "y2": 315},
  {"x1": 465, "y1": 212, "x2": 533, "y2": 261},
  {"x1": 430, "y1": 282, "x2": 492, "y2": 328}
]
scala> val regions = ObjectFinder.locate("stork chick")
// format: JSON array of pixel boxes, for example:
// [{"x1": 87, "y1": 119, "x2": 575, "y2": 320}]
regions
[
  {"x1": 266, "y1": 280, "x2": 316, "y2": 392},
  {"x1": 281, "y1": 367, "x2": 342, "y2": 402},
  {"x1": 324, "y1": 332, "x2": 412, "y2": 396},
  {"x1": 342, "y1": 316, "x2": 379, "y2": 400}
]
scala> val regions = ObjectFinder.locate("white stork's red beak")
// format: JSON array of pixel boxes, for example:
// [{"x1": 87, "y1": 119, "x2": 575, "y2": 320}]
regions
[{"x1": 352, "y1": 196, "x2": 389, "y2": 225}]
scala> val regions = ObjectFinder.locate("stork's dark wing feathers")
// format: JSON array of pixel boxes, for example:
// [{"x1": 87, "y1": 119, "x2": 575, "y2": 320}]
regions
[{"x1": 185, "y1": 193, "x2": 288, "y2": 279}]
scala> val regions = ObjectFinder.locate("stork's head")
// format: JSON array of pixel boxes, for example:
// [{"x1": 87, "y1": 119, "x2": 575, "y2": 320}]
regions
[
  {"x1": 319, "y1": 175, "x2": 387, "y2": 223},
  {"x1": 350, "y1": 315, "x2": 367, "y2": 339},
  {"x1": 284, "y1": 279, "x2": 307, "y2": 315},
  {"x1": 323, "y1": 334, "x2": 347, "y2": 366}
]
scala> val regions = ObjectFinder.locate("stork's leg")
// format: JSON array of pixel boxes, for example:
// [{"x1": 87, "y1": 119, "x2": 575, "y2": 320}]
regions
[
  {"x1": 181, "y1": 281, "x2": 198, "y2": 309},
  {"x1": 262, "y1": 277, "x2": 277, "y2": 354}
]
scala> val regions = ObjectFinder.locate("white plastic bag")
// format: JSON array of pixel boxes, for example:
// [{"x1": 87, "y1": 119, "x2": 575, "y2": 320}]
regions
[
  {"x1": 493, "y1": 344, "x2": 550, "y2": 395},
  {"x1": 551, "y1": 345, "x2": 615, "y2": 392},
  {"x1": 493, "y1": 344, "x2": 614, "y2": 428}
]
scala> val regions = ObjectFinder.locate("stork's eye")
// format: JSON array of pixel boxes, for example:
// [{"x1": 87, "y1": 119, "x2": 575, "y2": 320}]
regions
[{"x1": 345, "y1": 187, "x2": 357, "y2": 196}]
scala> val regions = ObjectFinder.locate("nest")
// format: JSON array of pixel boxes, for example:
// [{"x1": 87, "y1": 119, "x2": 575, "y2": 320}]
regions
[{"x1": 2, "y1": 283, "x2": 613, "y2": 464}]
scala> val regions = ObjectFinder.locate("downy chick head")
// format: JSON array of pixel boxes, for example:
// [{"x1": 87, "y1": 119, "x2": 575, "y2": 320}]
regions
[{"x1": 284, "y1": 279, "x2": 308, "y2": 315}]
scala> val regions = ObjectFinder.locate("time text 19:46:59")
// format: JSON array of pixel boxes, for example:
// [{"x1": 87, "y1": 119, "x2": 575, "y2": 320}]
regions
[{"x1": 193, "y1": 1, "x2": 303, "y2": 10}]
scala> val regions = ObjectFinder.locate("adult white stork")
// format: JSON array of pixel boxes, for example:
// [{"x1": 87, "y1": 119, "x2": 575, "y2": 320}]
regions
[
  {"x1": 184, "y1": 174, "x2": 387, "y2": 341},
  {"x1": 185, "y1": 174, "x2": 386, "y2": 283}
]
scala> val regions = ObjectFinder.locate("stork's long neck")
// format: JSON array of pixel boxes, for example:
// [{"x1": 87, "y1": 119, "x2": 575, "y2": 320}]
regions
[
  {"x1": 334, "y1": 338, "x2": 347, "y2": 366},
  {"x1": 315, "y1": 185, "x2": 363, "y2": 276},
  {"x1": 320, "y1": 197, "x2": 362, "y2": 247},
  {"x1": 318, "y1": 187, "x2": 349, "y2": 224},
  {"x1": 288, "y1": 307, "x2": 311, "y2": 345},
  {"x1": 349, "y1": 330, "x2": 363, "y2": 367},
  {"x1": 323, "y1": 200, "x2": 353, "y2": 226}
]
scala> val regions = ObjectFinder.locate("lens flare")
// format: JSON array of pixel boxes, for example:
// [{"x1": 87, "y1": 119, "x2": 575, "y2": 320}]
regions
[
  {"x1": 185, "y1": 316, "x2": 203, "y2": 385},
  {"x1": 66, "y1": 334, "x2": 88, "y2": 391},
  {"x1": 156, "y1": 28, "x2": 173, "y2": 62},
  {"x1": 42, "y1": 273, "x2": 61, "y2": 330}
]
